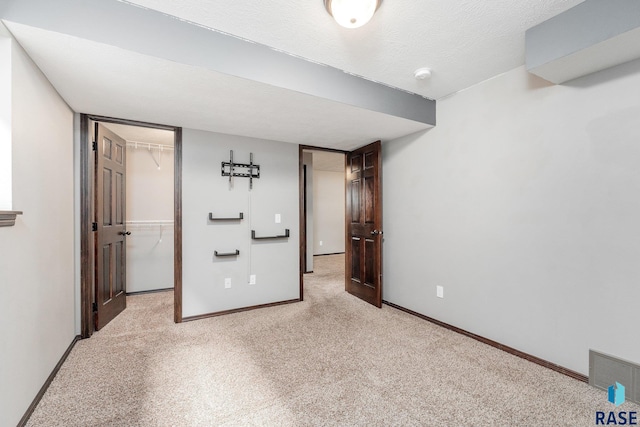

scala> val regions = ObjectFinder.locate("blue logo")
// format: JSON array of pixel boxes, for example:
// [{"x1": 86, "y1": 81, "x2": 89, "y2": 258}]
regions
[
  {"x1": 596, "y1": 382, "x2": 637, "y2": 425},
  {"x1": 609, "y1": 382, "x2": 626, "y2": 407}
]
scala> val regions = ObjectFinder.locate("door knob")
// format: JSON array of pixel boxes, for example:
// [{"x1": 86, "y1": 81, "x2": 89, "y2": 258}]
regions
[
  {"x1": 119, "y1": 231, "x2": 132, "y2": 236},
  {"x1": 371, "y1": 230, "x2": 383, "y2": 236}
]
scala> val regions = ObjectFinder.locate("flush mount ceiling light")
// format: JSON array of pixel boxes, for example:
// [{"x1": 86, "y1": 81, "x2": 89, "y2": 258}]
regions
[{"x1": 324, "y1": 0, "x2": 383, "y2": 29}]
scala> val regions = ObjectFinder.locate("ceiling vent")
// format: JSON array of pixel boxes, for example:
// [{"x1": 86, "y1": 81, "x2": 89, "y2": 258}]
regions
[{"x1": 525, "y1": 0, "x2": 640, "y2": 84}]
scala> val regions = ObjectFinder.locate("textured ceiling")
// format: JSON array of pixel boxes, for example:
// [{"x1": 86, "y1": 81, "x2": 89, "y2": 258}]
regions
[
  {"x1": 6, "y1": 22, "x2": 428, "y2": 150},
  {"x1": 3, "y1": 0, "x2": 586, "y2": 150},
  {"x1": 125, "y1": 0, "x2": 584, "y2": 100}
]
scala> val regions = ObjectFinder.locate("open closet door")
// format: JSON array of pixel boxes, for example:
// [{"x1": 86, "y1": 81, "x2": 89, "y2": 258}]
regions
[
  {"x1": 94, "y1": 123, "x2": 128, "y2": 330},
  {"x1": 345, "y1": 140, "x2": 382, "y2": 307}
]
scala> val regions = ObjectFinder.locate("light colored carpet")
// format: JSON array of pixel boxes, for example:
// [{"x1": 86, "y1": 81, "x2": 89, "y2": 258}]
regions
[{"x1": 26, "y1": 254, "x2": 636, "y2": 426}]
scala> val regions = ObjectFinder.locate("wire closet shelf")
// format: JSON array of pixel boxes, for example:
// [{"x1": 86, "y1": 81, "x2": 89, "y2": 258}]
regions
[{"x1": 125, "y1": 220, "x2": 174, "y2": 243}]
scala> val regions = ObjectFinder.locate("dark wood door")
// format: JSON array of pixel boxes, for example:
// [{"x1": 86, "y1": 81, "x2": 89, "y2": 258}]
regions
[
  {"x1": 94, "y1": 123, "x2": 127, "y2": 330},
  {"x1": 346, "y1": 141, "x2": 382, "y2": 307}
]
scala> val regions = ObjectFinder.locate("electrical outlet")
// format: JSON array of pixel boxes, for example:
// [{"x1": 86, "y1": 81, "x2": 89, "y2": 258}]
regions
[
  {"x1": 436, "y1": 286, "x2": 444, "y2": 298},
  {"x1": 275, "y1": 214, "x2": 281, "y2": 223},
  {"x1": 225, "y1": 278, "x2": 231, "y2": 289},
  {"x1": 249, "y1": 275, "x2": 256, "y2": 285},
  {"x1": 319, "y1": 240, "x2": 323, "y2": 246}
]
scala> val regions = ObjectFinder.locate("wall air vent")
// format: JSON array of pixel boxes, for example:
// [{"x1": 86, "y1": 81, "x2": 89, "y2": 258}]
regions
[{"x1": 589, "y1": 350, "x2": 640, "y2": 405}]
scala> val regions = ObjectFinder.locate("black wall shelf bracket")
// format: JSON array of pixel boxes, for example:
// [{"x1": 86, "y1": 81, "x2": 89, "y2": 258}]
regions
[
  {"x1": 214, "y1": 250, "x2": 240, "y2": 257},
  {"x1": 209, "y1": 212, "x2": 244, "y2": 221},
  {"x1": 221, "y1": 150, "x2": 260, "y2": 189},
  {"x1": 251, "y1": 229, "x2": 290, "y2": 240}
]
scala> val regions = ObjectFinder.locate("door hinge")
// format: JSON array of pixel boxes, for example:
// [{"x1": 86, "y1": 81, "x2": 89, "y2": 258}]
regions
[
  {"x1": 92, "y1": 222, "x2": 98, "y2": 232},
  {"x1": 92, "y1": 302, "x2": 97, "y2": 313},
  {"x1": 92, "y1": 141, "x2": 97, "y2": 151}
]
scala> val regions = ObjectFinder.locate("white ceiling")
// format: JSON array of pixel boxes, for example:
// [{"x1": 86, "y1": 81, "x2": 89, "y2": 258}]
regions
[
  {"x1": 4, "y1": 0, "x2": 585, "y2": 150},
  {"x1": 6, "y1": 22, "x2": 428, "y2": 151},
  {"x1": 125, "y1": 0, "x2": 584, "y2": 99}
]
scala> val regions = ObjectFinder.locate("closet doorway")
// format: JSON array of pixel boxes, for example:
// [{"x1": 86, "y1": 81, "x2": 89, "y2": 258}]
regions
[
  {"x1": 80, "y1": 115, "x2": 182, "y2": 337},
  {"x1": 105, "y1": 122, "x2": 175, "y2": 289}
]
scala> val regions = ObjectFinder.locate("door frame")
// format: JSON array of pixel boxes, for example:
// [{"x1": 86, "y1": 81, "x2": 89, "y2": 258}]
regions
[
  {"x1": 80, "y1": 114, "x2": 183, "y2": 338},
  {"x1": 298, "y1": 145, "x2": 347, "y2": 301}
]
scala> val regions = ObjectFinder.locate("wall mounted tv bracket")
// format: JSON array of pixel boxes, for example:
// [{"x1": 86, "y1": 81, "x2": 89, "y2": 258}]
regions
[{"x1": 221, "y1": 150, "x2": 260, "y2": 189}]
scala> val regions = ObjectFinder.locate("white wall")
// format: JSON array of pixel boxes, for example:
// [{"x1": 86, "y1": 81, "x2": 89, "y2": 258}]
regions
[
  {"x1": 303, "y1": 152, "x2": 314, "y2": 272},
  {"x1": 383, "y1": 60, "x2": 640, "y2": 375},
  {"x1": 182, "y1": 129, "x2": 299, "y2": 318},
  {"x1": 0, "y1": 23, "x2": 75, "y2": 426},
  {"x1": 0, "y1": 32, "x2": 10, "y2": 210},
  {"x1": 313, "y1": 170, "x2": 345, "y2": 255},
  {"x1": 126, "y1": 144, "x2": 174, "y2": 292}
]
